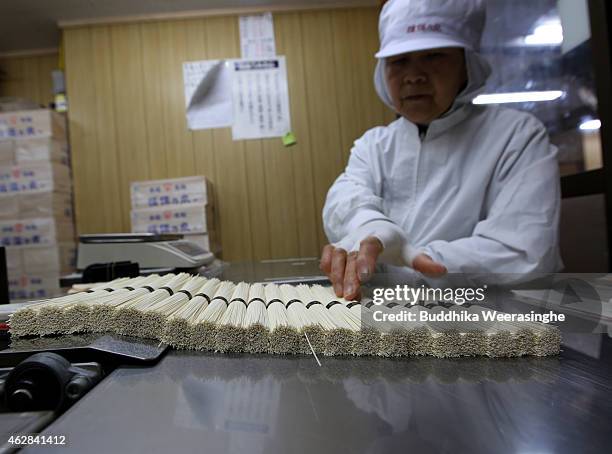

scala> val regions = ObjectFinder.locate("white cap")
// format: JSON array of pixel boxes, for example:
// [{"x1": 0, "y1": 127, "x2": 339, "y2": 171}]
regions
[
  {"x1": 374, "y1": 0, "x2": 491, "y2": 110},
  {"x1": 375, "y1": 0, "x2": 487, "y2": 58}
]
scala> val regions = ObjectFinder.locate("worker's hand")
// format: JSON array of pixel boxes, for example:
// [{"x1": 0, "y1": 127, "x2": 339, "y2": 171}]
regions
[
  {"x1": 320, "y1": 236, "x2": 383, "y2": 300},
  {"x1": 320, "y1": 236, "x2": 447, "y2": 300},
  {"x1": 412, "y1": 253, "x2": 447, "y2": 276}
]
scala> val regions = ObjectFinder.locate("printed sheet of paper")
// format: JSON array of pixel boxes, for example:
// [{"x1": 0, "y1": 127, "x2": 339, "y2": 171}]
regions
[
  {"x1": 239, "y1": 12, "x2": 276, "y2": 59},
  {"x1": 183, "y1": 59, "x2": 233, "y2": 130},
  {"x1": 231, "y1": 57, "x2": 291, "y2": 140}
]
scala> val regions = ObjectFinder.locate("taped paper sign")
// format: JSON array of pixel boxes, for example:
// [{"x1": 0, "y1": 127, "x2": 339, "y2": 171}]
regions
[
  {"x1": 239, "y1": 12, "x2": 276, "y2": 59},
  {"x1": 183, "y1": 60, "x2": 233, "y2": 130},
  {"x1": 183, "y1": 57, "x2": 291, "y2": 140},
  {"x1": 231, "y1": 57, "x2": 291, "y2": 140}
]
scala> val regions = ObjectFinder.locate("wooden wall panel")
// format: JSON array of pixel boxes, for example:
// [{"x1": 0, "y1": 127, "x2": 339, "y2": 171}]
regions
[
  {"x1": 274, "y1": 13, "x2": 318, "y2": 259},
  {"x1": 184, "y1": 20, "x2": 216, "y2": 183},
  {"x1": 109, "y1": 24, "x2": 152, "y2": 231},
  {"x1": 158, "y1": 21, "x2": 197, "y2": 178},
  {"x1": 140, "y1": 22, "x2": 169, "y2": 181},
  {"x1": 62, "y1": 6, "x2": 390, "y2": 261},
  {"x1": 300, "y1": 11, "x2": 345, "y2": 250},
  {"x1": 91, "y1": 27, "x2": 124, "y2": 233},
  {"x1": 203, "y1": 17, "x2": 255, "y2": 262},
  {"x1": 0, "y1": 53, "x2": 57, "y2": 107},
  {"x1": 63, "y1": 28, "x2": 104, "y2": 234},
  {"x1": 331, "y1": 10, "x2": 360, "y2": 157}
]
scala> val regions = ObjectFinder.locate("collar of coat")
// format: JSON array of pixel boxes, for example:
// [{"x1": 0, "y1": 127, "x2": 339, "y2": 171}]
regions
[{"x1": 400, "y1": 101, "x2": 477, "y2": 141}]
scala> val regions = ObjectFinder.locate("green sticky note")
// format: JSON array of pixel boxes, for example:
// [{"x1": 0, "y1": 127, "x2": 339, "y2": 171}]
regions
[{"x1": 282, "y1": 132, "x2": 297, "y2": 147}]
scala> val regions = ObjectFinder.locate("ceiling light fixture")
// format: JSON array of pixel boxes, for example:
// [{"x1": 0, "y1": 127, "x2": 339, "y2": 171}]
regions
[
  {"x1": 579, "y1": 119, "x2": 601, "y2": 131},
  {"x1": 524, "y1": 21, "x2": 563, "y2": 46},
  {"x1": 472, "y1": 90, "x2": 564, "y2": 104}
]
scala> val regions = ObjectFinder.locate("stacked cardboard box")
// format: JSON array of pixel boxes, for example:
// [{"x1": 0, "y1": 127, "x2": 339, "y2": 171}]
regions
[
  {"x1": 130, "y1": 176, "x2": 220, "y2": 254},
  {"x1": 0, "y1": 107, "x2": 76, "y2": 301}
]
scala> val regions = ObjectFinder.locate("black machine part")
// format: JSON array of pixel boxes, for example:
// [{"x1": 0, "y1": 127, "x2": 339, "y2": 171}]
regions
[
  {"x1": 0, "y1": 247, "x2": 8, "y2": 305},
  {"x1": 1, "y1": 352, "x2": 102, "y2": 413},
  {"x1": 81, "y1": 261, "x2": 140, "y2": 284},
  {"x1": 79, "y1": 233, "x2": 183, "y2": 243}
]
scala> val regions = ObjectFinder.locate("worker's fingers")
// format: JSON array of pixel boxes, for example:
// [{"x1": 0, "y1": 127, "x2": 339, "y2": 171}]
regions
[
  {"x1": 330, "y1": 248, "x2": 348, "y2": 296},
  {"x1": 412, "y1": 253, "x2": 447, "y2": 277},
  {"x1": 343, "y1": 252, "x2": 361, "y2": 300},
  {"x1": 319, "y1": 244, "x2": 334, "y2": 277},
  {"x1": 356, "y1": 236, "x2": 384, "y2": 283}
]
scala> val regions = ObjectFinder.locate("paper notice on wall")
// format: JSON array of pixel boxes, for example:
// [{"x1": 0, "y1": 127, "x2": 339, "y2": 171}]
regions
[
  {"x1": 182, "y1": 55, "x2": 292, "y2": 139},
  {"x1": 183, "y1": 60, "x2": 233, "y2": 130},
  {"x1": 231, "y1": 57, "x2": 291, "y2": 140},
  {"x1": 239, "y1": 13, "x2": 276, "y2": 59}
]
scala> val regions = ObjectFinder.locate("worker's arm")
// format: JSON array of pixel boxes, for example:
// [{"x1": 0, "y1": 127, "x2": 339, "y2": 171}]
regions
[
  {"x1": 321, "y1": 130, "x2": 445, "y2": 298},
  {"x1": 320, "y1": 236, "x2": 445, "y2": 299},
  {"x1": 421, "y1": 119, "x2": 562, "y2": 284},
  {"x1": 322, "y1": 129, "x2": 387, "y2": 244}
]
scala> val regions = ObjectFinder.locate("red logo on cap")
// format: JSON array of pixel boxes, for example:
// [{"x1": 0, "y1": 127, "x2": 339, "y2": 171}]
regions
[{"x1": 407, "y1": 23, "x2": 442, "y2": 33}]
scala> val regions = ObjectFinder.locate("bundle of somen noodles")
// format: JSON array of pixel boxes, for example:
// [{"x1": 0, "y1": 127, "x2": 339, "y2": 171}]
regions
[{"x1": 9, "y1": 274, "x2": 561, "y2": 357}]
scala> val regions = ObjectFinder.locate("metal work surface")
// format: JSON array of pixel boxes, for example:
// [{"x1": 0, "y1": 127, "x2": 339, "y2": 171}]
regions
[
  {"x1": 27, "y1": 334, "x2": 612, "y2": 454},
  {"x1": 219, "y1": 259, "x2": 327, "y2": 284},
  {"x1": 0, "y1": 333, "x2": 167, "y2": 367}
]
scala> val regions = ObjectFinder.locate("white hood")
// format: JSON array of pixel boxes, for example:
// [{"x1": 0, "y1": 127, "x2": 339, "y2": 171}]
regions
[
  {"x1": 373, "y1": 0, "x2": 492, "y2": 114},
  {"x1": 374, "y1": 49, "x2": 492, "y2": 112}
]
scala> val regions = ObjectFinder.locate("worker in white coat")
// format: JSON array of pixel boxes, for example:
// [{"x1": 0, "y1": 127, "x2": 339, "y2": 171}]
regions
[{"x1": 320, "y1": 0, "x2": 562, "y2": 299}]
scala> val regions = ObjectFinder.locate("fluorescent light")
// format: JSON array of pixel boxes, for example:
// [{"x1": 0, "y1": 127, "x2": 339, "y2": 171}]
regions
[
  {"x1": 524, "y1": 22, "x2": 563, "y2": 46},
  {"x1": 472, "y1": 91, "x2": 564, "y2": 105},
  {"x1": 579, "y1": 119, "x2": 601, "y2": 131}
]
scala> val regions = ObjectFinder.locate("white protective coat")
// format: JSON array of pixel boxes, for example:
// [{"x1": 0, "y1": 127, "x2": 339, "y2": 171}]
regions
[{"x1": 323, "y1": 53, "x2": 563, "y2": 283}]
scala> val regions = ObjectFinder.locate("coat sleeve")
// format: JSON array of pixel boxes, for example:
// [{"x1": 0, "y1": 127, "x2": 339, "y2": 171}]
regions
[
  {"x1": 322, "y1": 129, "x2": 393, "y2": 244},
  {"x1": 421, "y1": 117, "x2": 562, "y2": 283}
]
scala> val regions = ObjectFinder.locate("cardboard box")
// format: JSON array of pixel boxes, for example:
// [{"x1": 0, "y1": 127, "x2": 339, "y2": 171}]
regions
[
  {"x1": 0, "y1": 98, "x2": 40, "y2": 112},
  {"x1": 0, "y1": 109, "x2": 66, "y2": 141},
  {"x1": 0, "y1": 217, "x2": 75, "y2": 248},
  {"x1": 7, "y1": 271, "x2": 62, "y2": 302},
  {"x1": 130, "y1": 203, "x2": 213, "y2": 235},
  {"x1": 131, "y1": 176, "x2": 211, "y2": 209},
  {"x1": 0, "y1": 137, "x2": 69, "y2": 165},
  {"x1": 24, "y1": 242, "x2": 76, "y2": 273},
  {"x1": 0, "y1": 140, "x2": 13, "y2": 165},
  {"x1": 5, "y1": 242, "x2": 76, "y2": 274},
  {"x1": 0, "y1": 161, "x2": 72, "y2": 196},
  {"x1": 0, "y1": 191, "x2": 73, "y2": 221},
  {"x1": 5, "y1": 247, "x2": 21, "y2": 274}
]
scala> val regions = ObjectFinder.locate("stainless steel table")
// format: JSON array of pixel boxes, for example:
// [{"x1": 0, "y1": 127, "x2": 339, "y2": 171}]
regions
[
  {"x1": 24, "y1": 334, "x2": 612, "y2": 454},
  {"x1": 18, "y1": 263, "x2": 612, "y2": 453}
]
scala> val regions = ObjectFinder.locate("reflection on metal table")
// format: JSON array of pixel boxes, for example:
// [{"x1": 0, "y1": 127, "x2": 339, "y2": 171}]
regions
[
  {"x1": 22, "y1": 336, "x2": 612, "y2": 454},
  {"x1": 16, "y1": 261, "x2": 612, "y2": 454}
]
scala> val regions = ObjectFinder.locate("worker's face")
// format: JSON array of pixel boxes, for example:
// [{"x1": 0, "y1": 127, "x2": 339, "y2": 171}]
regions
[{"x1": 385, "y1": 47, "x2": 467, "y2": 125}]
